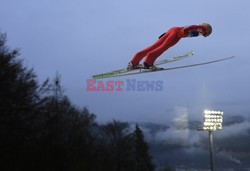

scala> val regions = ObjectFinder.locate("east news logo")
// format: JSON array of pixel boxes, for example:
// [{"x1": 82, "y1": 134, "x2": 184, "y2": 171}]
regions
[{"x1": 86, "y1": 79, "x2": 163, "y2": 91}]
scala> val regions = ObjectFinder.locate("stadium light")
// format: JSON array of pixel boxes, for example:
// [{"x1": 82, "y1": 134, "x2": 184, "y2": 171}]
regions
[{"x1": 197, "y1": 110, "x2": 224, "y2": 171}]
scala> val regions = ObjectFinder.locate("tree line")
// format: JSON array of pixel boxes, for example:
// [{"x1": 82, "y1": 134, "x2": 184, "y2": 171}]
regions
[{"x1": 0, "y1": 32, "x2": 154, "y2": 171}]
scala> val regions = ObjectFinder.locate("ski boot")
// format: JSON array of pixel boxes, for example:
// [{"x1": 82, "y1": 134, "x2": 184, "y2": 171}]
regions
[
  {"x1": 127, "y1": 61, "x2": 142, "y2": 70},
  {"x1": 141, "y1": 62, "x2": 163, "y2": 71}
]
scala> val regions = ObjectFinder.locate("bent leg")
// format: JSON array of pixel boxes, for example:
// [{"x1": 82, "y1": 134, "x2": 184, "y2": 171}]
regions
[
  {"x1": 130, "y1": 33, "x2": 170, "y2": 65},
  {"x1": 144, "y1": 33, "x2": 181, "y2": 66}
]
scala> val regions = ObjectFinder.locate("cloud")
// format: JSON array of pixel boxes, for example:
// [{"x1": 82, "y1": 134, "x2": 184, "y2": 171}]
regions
[
  {"x1": 219, "y1": 120, "x2": 250, "y2": 138},
  {"x1": 144, "y1": 107, "x2": 203, "y2": 147},
  {"x1": 136, "y1": 113, "x2": 250, "y2": 167},
  {"x1": 153, "y1": 107, "x2": 189, "y2": 145},
  {"x1": 217, "y1": 150, "x2": 242, "y2": 165}
]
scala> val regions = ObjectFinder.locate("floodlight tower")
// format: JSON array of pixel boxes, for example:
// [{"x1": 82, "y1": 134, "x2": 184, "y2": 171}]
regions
[{"x1": 197, "y1": 110, "x2": 224, "y2": 171}]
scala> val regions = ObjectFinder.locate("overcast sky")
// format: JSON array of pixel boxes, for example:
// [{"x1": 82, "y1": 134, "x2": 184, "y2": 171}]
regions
[{"x1": 1, "y1": 0, "x2": 250, "y2": 123}]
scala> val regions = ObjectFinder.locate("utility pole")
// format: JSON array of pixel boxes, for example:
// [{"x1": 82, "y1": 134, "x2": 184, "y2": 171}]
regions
[
  {"x1": 197, "y1": 110, "x2": 224, "y2": 171},
  {"x1": 209, "y1": 131, "x2": 215, "y2": 171}
]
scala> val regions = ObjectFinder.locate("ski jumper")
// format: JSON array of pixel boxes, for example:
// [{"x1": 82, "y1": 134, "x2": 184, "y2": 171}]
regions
[{"x1": 131, "y1": 25, "x2": 207, "y2": 66}]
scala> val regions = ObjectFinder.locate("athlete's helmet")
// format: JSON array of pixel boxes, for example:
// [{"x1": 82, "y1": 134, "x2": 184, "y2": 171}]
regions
[{"x1": 202, "y1": 23, "x2": 212, "y2": 37}]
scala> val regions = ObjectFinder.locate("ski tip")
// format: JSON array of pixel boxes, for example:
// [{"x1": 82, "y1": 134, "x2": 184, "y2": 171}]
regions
[
  {"x1": 183, "y1": 51, "x2": 194, "y2": 57},
  {"x1": 227, "y1": 56, "x2": 236, "y2": 60}
]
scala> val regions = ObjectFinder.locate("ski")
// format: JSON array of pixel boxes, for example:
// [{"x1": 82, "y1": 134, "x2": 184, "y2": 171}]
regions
[
  {"x1": 92, "y1": 51, "x2": 194, "y2": 79},
  {"x1": 154, "y1": 51, "x2": 194, "y2": 66},
  {"x1": 92, "y1": 56, "x2": 235, "y2": 79}
]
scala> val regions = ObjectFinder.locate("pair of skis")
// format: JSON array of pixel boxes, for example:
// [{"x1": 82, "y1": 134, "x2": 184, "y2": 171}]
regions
[{"x1": 92, "y1": 51, "x2": 235, "y2": 79}]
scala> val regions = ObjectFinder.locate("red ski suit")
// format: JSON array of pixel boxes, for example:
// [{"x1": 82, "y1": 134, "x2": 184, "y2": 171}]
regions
[{"x1": 131, "y1": 25, "x2": 207, "y2": 66}]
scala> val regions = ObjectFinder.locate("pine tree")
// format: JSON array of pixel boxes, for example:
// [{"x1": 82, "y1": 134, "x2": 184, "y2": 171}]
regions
[
  {"x1": 133, "y1": 124, "x2": 154, "y2": 171},
  {"x1": 0, "y1": 32, "x2": 41, "y2": 171},
  {"x1": 97, "y1": 120, "x2": 136, "y2": 171}
]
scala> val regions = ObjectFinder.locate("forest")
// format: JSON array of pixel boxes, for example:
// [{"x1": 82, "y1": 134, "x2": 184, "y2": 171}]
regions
[{"x1": 0, "y1": 32, "x2": 155, "y2": 171}]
